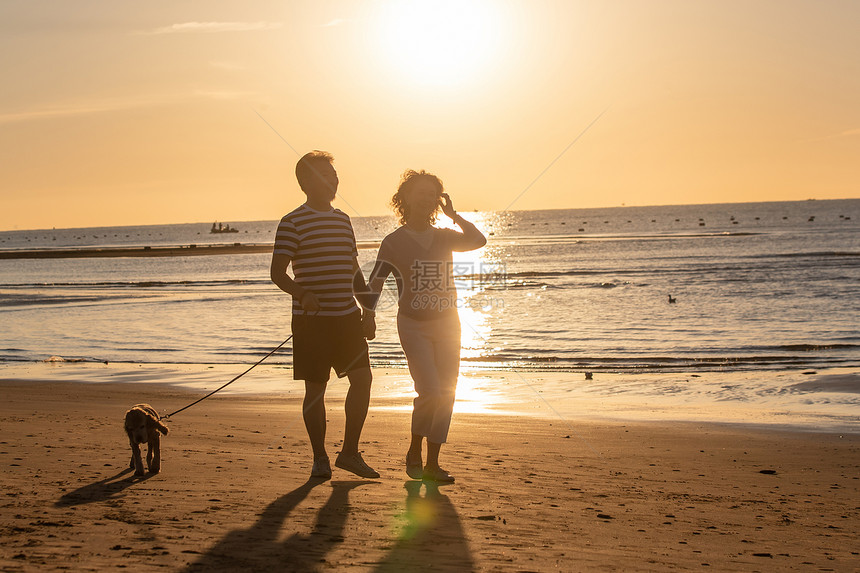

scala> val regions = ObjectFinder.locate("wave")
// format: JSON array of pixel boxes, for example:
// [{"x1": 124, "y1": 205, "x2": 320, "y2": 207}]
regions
[
  {"x1": 460, "y1": 254, "x2": 860, "y2": 283},
  {"x1": 489, "y1": 231, "x2": 767, "y2": 243},
  {"x1": 42, "y1": 355, "x2": 102, "y2": 363},
  {"x1": 758, "y1": 251, "x2": 860, "y2": 259},
  {"x1": 0, "y1": 294, "x2": 112, "y2": 307},
  {"x1": 4, "y1": 353, "x2": 855, "y2": 373},
  {"x1": 762, "y1": 343, "x2": 860, "y2": 352},
  {"x1": 5, "y1": 338, "x2": 859, "y2": 373},
  {"x1": 4, "y1": 250, "x2": 856, "y2": 293},
  {"x1": 457, "y1": 355, "x2": 860, "y2": 372}
]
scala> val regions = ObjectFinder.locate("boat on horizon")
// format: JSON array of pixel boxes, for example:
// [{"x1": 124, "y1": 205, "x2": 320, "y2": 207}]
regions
[{"x1": 210, "y1": 222, "x2": 239, "y2": 234}]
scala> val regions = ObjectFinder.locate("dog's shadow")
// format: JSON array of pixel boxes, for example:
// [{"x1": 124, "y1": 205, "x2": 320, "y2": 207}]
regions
[{"x1": 55, "y1": 467, "x2": 157, "y2": 507}]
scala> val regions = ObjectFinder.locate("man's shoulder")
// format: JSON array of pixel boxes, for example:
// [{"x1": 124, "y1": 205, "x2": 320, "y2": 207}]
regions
[
  {"x1": 280, "y1": 204, "x2": 311, "y2": 222},
  {"x1": 331, "y1": 208, "x2": 353, "y2": 224},
  {"x1": 283, "y1": 205, "x2": 351, "y2": 223}
]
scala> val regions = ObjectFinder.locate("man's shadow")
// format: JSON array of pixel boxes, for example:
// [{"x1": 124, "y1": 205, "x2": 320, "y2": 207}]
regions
[
  {"x1": 374, "y1": 481, "x2": 474, "y2": 572},
  {"x1": 184, "y1": 478, "x2": 373, "y2": 572},
  {"x1": 55, "y1": 468, "x2": 156, "y2": 507}
]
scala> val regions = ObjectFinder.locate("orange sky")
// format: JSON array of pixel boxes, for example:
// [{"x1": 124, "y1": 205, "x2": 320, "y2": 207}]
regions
[{"x1": 1, "y1": 0, "x2": 858, "y2": 231}]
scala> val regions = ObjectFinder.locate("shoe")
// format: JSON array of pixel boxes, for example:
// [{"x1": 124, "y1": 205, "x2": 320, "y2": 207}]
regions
[
  {"x1": 406, "y1": 451, "x2": 423, "y2": 480},
  {"x1": 335, "y1": 452, "x2": 380, "y2": 478},
  {"x1": 422, "y1": 465, "x2": 455, "y2": 483},
  {"x1": 310, "y1": 456, "x2": 331, "y2": 479}
]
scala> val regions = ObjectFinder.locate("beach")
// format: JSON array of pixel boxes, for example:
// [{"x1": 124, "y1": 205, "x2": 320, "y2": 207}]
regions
[{"x1": 2, "y1": 366, "x2": 858, "y2": 571}]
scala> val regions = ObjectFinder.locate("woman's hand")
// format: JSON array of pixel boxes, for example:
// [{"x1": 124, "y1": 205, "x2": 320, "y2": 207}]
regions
[{"x1": 440, "y1": 193, "x2": 457, "y2": 219}]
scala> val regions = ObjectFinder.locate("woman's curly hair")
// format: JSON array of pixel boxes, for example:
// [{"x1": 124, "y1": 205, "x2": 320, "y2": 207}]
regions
[{"x1": 391, "y1": 169, "x2": 444, "y2": 226}]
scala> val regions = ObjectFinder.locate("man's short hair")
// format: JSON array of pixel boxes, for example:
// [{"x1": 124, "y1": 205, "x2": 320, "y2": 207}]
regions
[{"x1": 295, "y1": 151, "x2": 334, "y2": 193}]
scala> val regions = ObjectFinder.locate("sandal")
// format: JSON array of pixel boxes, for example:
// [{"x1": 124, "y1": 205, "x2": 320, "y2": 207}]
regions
[
  {"x1": 406, "y1": 451, "x2": 423, "y2": 480},
  {"x1": 422, "y1": 465, "x2": 455, "y2": 483}
]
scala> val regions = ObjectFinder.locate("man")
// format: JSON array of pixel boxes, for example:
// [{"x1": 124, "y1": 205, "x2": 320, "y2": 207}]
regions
[{"x1": 270, "y1": 150, "x2": 378, "y2": 479}]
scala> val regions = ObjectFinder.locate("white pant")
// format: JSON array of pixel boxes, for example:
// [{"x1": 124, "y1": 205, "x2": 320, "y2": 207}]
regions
[{"x1": 397, "y1": 313, "x2": 461, "y2": 444}]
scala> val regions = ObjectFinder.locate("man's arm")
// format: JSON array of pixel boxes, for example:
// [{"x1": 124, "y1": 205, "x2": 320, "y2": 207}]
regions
[
  {"x1": 351, "y1": 257, "x2": 377, "y2": 340},
  {"x1": 352, "y1": 257, "x2": 372, "y2": 312},
  {"x1": 270, "y1": 253, "x2": 319, "y2": 312}
]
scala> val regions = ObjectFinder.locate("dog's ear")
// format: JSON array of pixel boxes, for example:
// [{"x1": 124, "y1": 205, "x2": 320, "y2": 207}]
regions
[
  {"x1": 123, "y1": 409, "x2": 137, "y2": 431},
  {"x1": 142, "y1": 410, "x2": 166, "y2": 433},
  {"x1": 156, "y1": 419, "x2": 169, "y2": 435}
]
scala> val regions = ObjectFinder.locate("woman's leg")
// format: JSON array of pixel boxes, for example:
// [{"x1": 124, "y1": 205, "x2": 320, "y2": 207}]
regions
[
  {"x1": 399, "y1": 315, "x2": 460, "y2": 482},
  {"x1": 397, "y1": 315, "x2": 440, "y2": 441},
  {"x1": 426, "y1": 440, "x2": 442, "y2": 469},
  {"x1": 426, "y1": 318, "x2": 461, "y2": 449},
  {"x1": 406, "y1": 433, "x2": 424, "y2": 478},
  {"x1": 423, "y1": 318, "x2": 461, "y2": 479},
  {"x1": 407, "y1": 433, "x2": 423, "y2": 458}
]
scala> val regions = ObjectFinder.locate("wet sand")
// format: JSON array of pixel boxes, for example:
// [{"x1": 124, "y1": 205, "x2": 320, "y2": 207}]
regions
[{"x1": 1, "y1": 376, "x2": 858, "y2": 571}]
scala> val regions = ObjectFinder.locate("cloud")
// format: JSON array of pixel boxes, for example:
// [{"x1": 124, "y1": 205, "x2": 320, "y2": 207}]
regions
[
  {"x1": 144, "y1": 21, "x2": 283, "y2": 35},
  {"x1": 0, "y1": 91, "x2": 253, "y2": 124},
  {"x1": 0, "y1": 97, "x2": 163, "y2": 124},
  {"x1": 808, "y1": 127, "x2": 860, "y2": 143},
  {"x1": 322, "y1": 19, "x2": 346, "y2": 27}
]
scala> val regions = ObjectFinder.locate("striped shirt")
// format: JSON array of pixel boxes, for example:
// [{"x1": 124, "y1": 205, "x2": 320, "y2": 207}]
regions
[{"x1": 273, "y1": 204, "x2": 359, "y2": 317}]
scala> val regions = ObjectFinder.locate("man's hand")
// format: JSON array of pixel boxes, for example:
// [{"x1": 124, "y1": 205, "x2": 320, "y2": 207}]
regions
[
  {"x1": 361, "y1": 313, "x2": 376, "y2": 341},
  {"x1": 299, "y1": 291, "x2": 321, "y2": 313}
]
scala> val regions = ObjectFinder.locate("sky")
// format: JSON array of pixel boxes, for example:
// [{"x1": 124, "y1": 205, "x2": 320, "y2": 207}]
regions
[{"x1": 1, "y1": 0, "x2": 858, "y2": 231}]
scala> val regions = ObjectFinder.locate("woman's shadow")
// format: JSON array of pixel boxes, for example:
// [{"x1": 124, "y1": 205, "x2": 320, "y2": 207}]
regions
[
  {"x1": 374, "y1": 481, "x2": 474, "y2": 572},
  {"x1": 184, "y1": 478, "x2": 374, "y2": 572}
]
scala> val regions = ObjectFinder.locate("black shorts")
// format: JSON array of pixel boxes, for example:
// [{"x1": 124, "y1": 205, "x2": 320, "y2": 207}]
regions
[{"x1": 291, "y1": 311, "x2": 370, "y2": 383}]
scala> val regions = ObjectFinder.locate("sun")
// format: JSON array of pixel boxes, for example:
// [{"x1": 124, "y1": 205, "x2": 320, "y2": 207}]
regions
[{"x1": 375, "y1": 0, "x2": 505, "y2": 88}]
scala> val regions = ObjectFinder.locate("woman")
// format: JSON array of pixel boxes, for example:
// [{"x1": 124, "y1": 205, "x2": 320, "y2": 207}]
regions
[{"x1": 363, "y1": 169, "x2": 486, "y2": 483}]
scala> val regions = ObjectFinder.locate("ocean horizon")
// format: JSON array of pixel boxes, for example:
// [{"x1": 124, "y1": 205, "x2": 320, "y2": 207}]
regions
[{"x1": 0, "y1": 197, "x2": 854, "y2": 235}]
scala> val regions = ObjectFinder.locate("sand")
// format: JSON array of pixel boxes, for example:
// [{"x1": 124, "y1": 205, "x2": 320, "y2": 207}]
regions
[{"x1": 1, "y1": 374, "x2": 858, "y2": 572}]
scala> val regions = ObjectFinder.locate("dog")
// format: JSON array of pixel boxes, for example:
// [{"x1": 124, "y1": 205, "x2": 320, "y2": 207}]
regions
[{"x1": 124, "y1": 404, "x2": 169, "y2": 476}]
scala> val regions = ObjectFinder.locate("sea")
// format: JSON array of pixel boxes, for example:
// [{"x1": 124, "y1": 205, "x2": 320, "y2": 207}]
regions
[
  {"x1": 0, "y1": 199, "x2": 860, "y2": 426},
  {"x1": 1, "y1": 199, "x2": 859, "y2": 372}
]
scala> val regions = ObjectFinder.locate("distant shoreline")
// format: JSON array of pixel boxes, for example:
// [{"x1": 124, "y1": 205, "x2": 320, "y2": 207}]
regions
[{"x1": 0, "y1": 240, "x2": 382, "y2": 259}]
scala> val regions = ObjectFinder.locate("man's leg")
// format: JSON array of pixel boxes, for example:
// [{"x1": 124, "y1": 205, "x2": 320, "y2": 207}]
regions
[
  {"x1": 303, "y1": 380, "x2": 328, "y2": 459},
  {"x1": 334, "y1": 367, "x2": 378, "y2": 478},
  {"x1": 342, "y1": 367, "x2": 371, "y2": 455}
]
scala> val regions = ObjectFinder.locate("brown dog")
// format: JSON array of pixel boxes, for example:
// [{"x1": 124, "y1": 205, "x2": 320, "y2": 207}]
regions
[{"x1": 124, "y1": 404, "x2": 169, "y2": 476}]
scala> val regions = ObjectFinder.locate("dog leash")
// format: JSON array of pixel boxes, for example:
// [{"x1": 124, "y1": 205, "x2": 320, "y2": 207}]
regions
[{"x1": 160, "y1": 334, "x2": 293, "y2": 420}]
